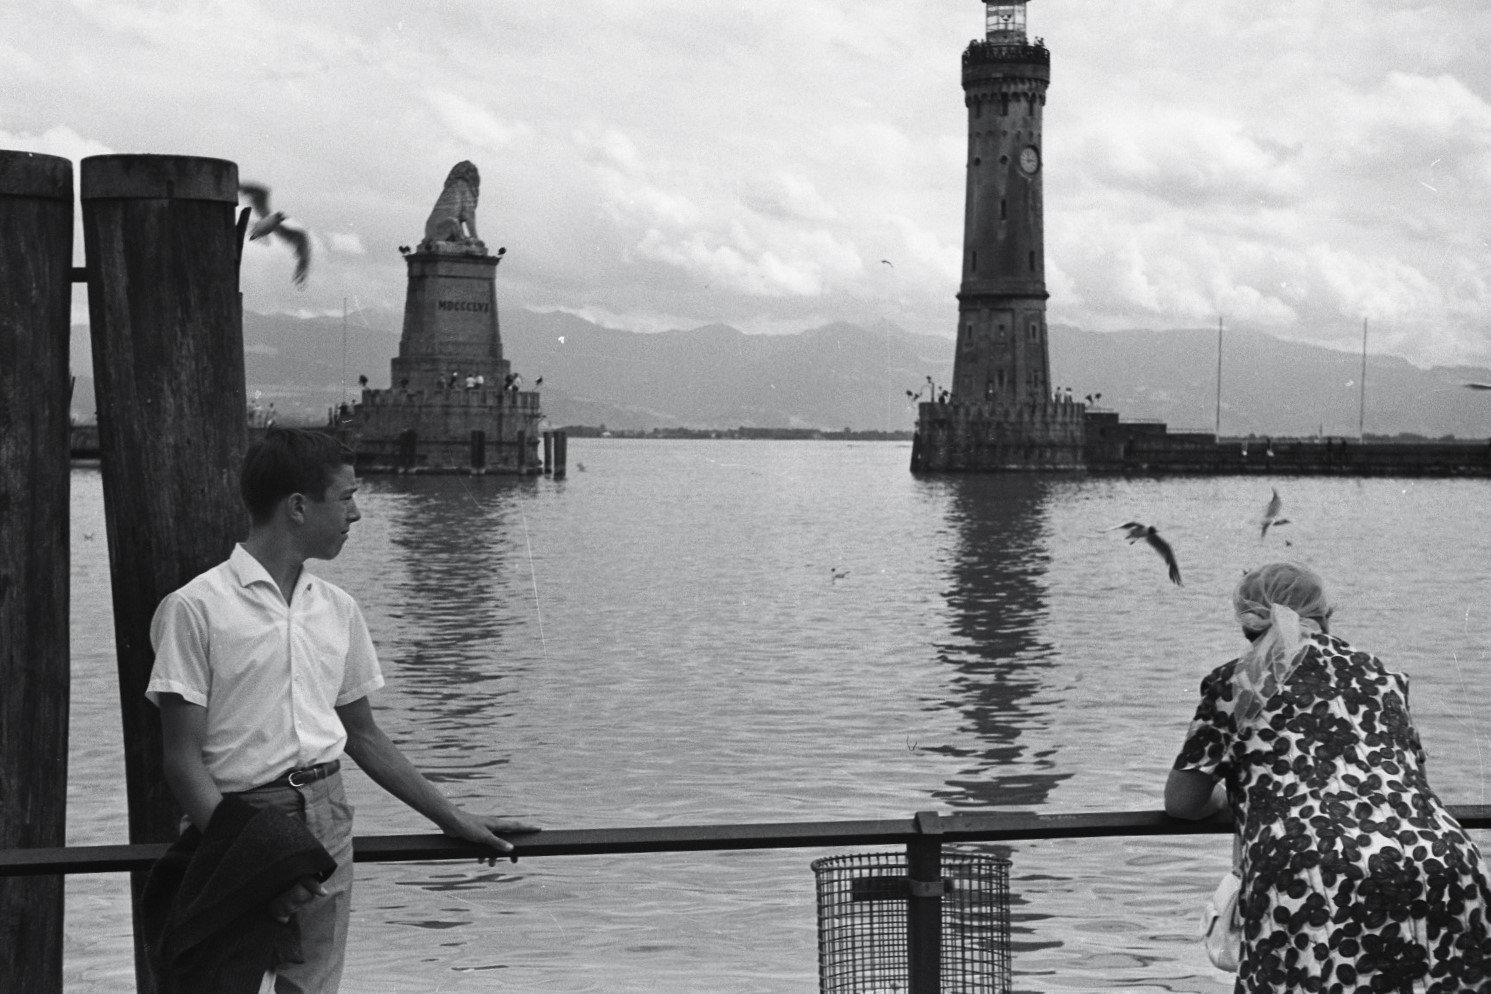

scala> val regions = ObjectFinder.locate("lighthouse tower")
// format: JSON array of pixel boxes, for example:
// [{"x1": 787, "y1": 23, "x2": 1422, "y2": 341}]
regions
[{"x1": 913, "y1": 0, "x2": 1084, "y2": 472}]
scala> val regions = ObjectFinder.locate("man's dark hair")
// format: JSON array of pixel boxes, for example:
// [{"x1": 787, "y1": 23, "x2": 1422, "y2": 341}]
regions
[{"x1": 241, "y1": 427, "x2": 355, "y2": 525}]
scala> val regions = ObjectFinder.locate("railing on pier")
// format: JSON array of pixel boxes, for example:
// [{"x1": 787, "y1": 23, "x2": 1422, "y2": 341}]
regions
[{"x1": 6, "y1": 805, "x2": 1489, "y2": 993}]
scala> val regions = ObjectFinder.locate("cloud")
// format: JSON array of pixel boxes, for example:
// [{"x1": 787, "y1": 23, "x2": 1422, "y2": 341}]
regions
[
  {"x1": 424, "y1": 90, "x2": 534, "y2": 153},
  {"x1": 574, "y1": 127, "x2": 862, "y2": 299},
  {"x1": 0, "y1": 123, "x2": 114, "y2": 167},
  {"x1": 743, "y1": 171, "x2": 839, "y2": 224},
  {"x1": 1073, "y1": 109, "x2": 1305, "y2": 210},
  {"x1": 326, "y1": 232, "x2": 366, "y2": 255},
  {"x1": 11, "y1": 0, "x2": 1491, "y2": 367}
]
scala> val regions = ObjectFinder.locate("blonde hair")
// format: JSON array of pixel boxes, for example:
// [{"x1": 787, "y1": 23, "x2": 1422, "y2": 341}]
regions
[
  {"x1": 1233, "y1": 562, "x2": 1332, "y2": 635},
  {"x1": 1231, "y1": 563, "x2": 1333, "y2": 721}
]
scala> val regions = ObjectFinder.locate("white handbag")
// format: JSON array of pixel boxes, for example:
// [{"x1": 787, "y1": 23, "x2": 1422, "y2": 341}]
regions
[{"x1": 1201, "y1": 870, "x2": 1242, "y2": 972}]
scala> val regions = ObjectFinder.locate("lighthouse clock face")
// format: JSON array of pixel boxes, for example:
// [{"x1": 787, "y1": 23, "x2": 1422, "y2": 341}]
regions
[{"x1": 1019, "y1": 145, "x2": 1040, "y2": 175}]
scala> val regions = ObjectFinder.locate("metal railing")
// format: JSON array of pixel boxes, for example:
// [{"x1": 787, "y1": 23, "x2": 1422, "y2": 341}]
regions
[{"x1": 6, "y1": 805, "x2": 1489, "y2": 994}]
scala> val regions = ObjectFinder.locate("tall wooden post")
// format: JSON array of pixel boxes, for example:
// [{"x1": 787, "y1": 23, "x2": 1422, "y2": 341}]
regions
[
  {"x1": 0, "y1": 150, "x2": 74, "y2": 994},
  {"x1": 80, "y1": 155, "x2": 246, "y2": 992},
  {"x1": 553, "y1": 430, "x2": 567, "y2": 479}
]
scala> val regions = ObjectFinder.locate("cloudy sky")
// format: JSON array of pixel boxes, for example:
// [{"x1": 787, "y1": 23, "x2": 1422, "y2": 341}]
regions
[{"x1": 6, "y1": 0, "x2": 1491, "y2": 367}]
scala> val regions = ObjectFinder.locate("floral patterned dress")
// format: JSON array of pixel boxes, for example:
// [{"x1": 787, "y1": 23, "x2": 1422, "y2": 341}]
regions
[{"x1": 1174, "y1": 631, "x2": 1491, "y2": 993}]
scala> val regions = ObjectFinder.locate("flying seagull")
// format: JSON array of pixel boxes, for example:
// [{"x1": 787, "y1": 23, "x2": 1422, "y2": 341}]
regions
[
  {"x1": 1260, "y1": 488, "x2": 1291, "y2": 540},
  {"x1": 1110, "y1": 521, "x2": 1183, "y2": 586},
  {"x1": 239, "y1": 182, "x2": 310, "y2": 287},
  {"x1": 880, "y1": 259, "x2": 894, "y2": 267}
]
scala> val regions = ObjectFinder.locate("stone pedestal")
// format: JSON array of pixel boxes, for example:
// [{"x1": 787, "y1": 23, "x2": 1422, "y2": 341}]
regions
[
  {"x1": 343, "y1": 249, "x2": 542, "y2": 473},
  {"x1": 392, "y1": 252, "x2": 510, "y2": 391}
]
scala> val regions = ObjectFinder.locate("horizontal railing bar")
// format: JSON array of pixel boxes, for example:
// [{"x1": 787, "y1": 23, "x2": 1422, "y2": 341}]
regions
[{"x1": 4, "y1": 805, "x2": 1487, "y2": 877}]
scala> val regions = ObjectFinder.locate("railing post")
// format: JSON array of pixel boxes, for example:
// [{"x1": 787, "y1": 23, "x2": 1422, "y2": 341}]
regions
[
  {"x1": 908, "y1": 810, "x2": 943, "y2": 993},
  {"x1": 81, "y1": 154, "x2": 247, "y2": 994},
  {"x1": 0, "y1": 149, "x2": 74, "y2": 994}
]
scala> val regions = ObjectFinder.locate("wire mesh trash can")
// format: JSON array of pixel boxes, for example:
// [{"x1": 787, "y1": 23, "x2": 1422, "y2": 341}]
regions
[{"x1": 811, "y1": 850, "x2": 1011, "y2": 993}]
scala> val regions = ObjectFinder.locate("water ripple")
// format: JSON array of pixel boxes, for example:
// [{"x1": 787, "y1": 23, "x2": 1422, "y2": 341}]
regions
[{"x1": 60, "y1": 450, "x2": 1491, "y2": 993}]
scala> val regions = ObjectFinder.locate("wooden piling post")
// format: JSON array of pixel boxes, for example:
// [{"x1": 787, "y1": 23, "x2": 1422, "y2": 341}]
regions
[
  {"x1": 470, "y1": 428, "x2": 486, "y2": 470},
  {"x1": 553, "y1": 429, "x2": 567, "y2": 479},
  {"x1": 80, "y1": 154, "x2": 246, "y2": 993},
  {"x1": 542, "y1": 430, "x2": 553, "y2": 474},
  {"x1": 399, "y1": 427, "x2": 417, "y2": 470},
  {"x1": 0, "y1": 149, "x2": 74, "y2": 994}
]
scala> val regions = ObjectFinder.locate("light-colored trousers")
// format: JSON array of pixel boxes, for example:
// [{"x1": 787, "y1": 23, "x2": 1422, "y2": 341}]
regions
[{"x1": 230, "y1": 771, "x2": 356, "y2": 994}]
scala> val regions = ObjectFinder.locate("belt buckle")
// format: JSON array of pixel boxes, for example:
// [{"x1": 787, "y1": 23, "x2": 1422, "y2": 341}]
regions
[{"x1": 287, "y1": 767, "x2": 313, "y2": 789}]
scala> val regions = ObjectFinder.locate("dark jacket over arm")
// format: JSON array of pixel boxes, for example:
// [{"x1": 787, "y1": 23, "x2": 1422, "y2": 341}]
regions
[{"x1": 140, "y1": 794, "x2": 337, "y2": 994}]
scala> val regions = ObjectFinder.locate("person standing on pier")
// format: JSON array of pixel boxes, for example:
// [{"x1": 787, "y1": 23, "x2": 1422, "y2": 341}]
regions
[
  {"x1": 1167, "y1": 562, "x2": 1491, "y2": 993},
  {"x1": 146, "y1": 426, "x2": 536, "y2": 993}
]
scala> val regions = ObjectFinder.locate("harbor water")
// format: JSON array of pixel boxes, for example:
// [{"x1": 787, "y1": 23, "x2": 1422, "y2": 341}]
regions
[{"x1": 62, "y1": 439, "x2": 1491, "y2": 992}]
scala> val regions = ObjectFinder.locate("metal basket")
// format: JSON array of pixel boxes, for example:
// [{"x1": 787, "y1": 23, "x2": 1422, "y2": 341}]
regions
[{"x1": 811, "y1": 850, "x2": 1011, "y2": 993}]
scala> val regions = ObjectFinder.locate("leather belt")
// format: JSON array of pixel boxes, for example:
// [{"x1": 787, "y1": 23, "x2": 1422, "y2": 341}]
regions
[{"x1": 256, "y1": 759, "x2": 340, "y2": 790}]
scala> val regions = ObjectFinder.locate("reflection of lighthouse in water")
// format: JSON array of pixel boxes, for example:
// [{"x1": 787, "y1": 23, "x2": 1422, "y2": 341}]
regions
[
  {"x1": 926, "y1": 475, "x2": 1071, "y2": 810},
  {"x1": 913, "y1": 1, "x2": 1084, "y2": 472}
]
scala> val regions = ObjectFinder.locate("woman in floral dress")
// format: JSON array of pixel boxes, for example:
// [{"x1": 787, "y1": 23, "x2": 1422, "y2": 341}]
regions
[{"x1": 1167, "y1": 562, "x2": 1491, "y2": 993}]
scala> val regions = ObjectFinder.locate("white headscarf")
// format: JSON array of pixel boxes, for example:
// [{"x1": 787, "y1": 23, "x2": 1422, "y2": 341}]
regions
[{"x1": 1231, "y1": 562, "x2": 1332, "y2": 722}]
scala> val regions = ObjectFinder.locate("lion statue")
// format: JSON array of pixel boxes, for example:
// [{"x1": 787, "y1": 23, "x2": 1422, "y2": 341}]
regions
[{"x1": 419, "y1": 161, "x2": 485, "y2": 253}]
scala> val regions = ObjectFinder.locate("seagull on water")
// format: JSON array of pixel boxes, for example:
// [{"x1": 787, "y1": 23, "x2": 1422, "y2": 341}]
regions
[
  {"x1": 1109, "y1": 521, "x2": 1183, "y2": 586},
  {"x1": 1260, "y1": 488, "x2": 1291, "y2": 540},
  {"x1": 239, "y1": 182, "x2": 310, "y2": 287}
]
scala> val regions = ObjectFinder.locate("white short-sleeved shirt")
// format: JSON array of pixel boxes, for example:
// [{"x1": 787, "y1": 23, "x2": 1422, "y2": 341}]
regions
[{"x1": 146, "y1": 544, "x2": 385, "y2": 793}]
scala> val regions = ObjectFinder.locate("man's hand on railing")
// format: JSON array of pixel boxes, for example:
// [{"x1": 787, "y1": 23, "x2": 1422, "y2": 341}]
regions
[{"x1": 437, "y1": 811, "x2": 541, "y2": 866}]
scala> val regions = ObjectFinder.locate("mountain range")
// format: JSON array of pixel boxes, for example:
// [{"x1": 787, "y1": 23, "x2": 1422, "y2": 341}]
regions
[{"x1": 67, "y1": 309, "x2": 1491, "y2": 438}]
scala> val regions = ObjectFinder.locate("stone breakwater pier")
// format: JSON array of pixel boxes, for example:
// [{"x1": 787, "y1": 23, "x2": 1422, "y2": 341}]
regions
[{"x1": 913, "y1": 403, "x2": 1491, "y2": 476}]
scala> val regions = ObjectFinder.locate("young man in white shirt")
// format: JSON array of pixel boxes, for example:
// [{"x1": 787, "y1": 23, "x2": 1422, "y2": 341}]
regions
[{"x1": 147, "y1": 427, "x2": 535, "y2": 993}]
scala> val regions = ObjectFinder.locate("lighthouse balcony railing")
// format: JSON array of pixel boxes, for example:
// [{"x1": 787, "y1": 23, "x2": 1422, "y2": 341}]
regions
[{"x1": 963, "y1": 40, "x2": 1050, "y2": 67}]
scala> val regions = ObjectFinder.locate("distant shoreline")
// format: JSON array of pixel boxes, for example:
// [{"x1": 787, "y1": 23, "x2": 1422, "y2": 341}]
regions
[{"x1": 66, "y1": 422, "x2": 1491, "y2": 456}]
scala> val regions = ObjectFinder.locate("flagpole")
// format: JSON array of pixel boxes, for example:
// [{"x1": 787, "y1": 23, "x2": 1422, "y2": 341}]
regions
[
  {"x1": 1215, "y1": 315, "x2": 1223, "y2": 438},
  {"x1": 341, "y1": 296, "x2": 348, "y2": 406},
  {"x1": 1357, "y1": 316, "x2": 1368, "y2": 442}
]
